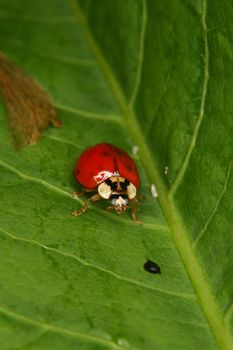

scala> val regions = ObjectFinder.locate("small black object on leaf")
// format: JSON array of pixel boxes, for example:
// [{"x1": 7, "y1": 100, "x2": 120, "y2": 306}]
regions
[{"x1": 144, "y1": 260, "x2": 161, "y2": 274}]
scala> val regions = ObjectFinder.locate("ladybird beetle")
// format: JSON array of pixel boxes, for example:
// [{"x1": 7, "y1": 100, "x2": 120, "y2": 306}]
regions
[{"x1": 72, "y1": 143, "x2": 142, "y2": 224}]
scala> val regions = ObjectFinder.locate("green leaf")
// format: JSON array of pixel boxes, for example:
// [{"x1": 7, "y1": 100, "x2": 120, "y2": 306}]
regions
[{"x1": 0, "y1": 0, "x2": 232, "y2": 349}]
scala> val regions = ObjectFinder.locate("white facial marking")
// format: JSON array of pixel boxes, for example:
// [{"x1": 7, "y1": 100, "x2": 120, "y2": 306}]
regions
[
  {"x1": 164, "y1": 165, "x2": 168, "y2": 175},
  {"x1": 127, "y1": 182, "x2": 137, "y2": 199},
  {"x1": 151, "y1": 184, "x2": 158, "y2": 198},
  {"x1": 94, "y1": 171, "x2": 119, "y2": 184},
  {"x1": 116, "y1": 196, "x2": 127, "y2": 207},
  {"x1": 98, "y1": 182, "x2": 112, "y2": 199}
]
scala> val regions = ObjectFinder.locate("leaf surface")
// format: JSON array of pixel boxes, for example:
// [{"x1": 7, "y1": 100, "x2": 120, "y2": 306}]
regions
[{"x1": 0, "y1": 0, "x2": 233, "y2": 349}]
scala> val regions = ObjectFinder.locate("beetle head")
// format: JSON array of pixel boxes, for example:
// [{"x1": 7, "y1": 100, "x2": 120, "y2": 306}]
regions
[
  {"x1": 108, "y1": 194, "x2": 129, "y2": 214},
  {"x1": 97, "y1": 176, "x2": 136, "y2": 215}
]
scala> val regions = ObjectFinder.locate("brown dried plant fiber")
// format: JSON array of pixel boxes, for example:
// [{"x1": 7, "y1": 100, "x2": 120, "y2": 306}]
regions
[{"x1": 0, "y1": 52, "x2": 62, "y2": 148}]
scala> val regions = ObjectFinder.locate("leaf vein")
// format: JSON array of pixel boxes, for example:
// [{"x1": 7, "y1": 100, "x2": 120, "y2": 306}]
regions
[
  {"x1": 55, "y1": 102, "x2": 122, "y2": 123},
  {"x1": 129, "y1": 0, "x2": 147, "y2": 107},
  {"x1": 0, "y1": 159, "x2": 168, "y2": 230},
  {"x1": 0, "y1": 160, "x2": 72, "y2": 199},
  {"x1": 44, "y1": 134, "x2": 85, "y2": 150},
  {"x1": 0, "y1": 306, "x2": 125, "y2": 349},
  {"x1": 224, "y1": 303, "x2": 233, "y2": 326},
  {"x1": 169, "y1": 2, "x2": 210, "y2": 197},
  {"x1": 193, "y1": 162, "x2": 232, "y2": 247},
  {"x1": 0, "y1": 11, "x2": 75, "y2": 24},
  {"x1": 0, "y1": 39, "x2": 96, "y2": 67},
  {"x1": 69, "y1": 0, "x2": 233, "y2": 347},
  {"x1": 0, "y1": 226, "x2": 195, "y2": 299}
]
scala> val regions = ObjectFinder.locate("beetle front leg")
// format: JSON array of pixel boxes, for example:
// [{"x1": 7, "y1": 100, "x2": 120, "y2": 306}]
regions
[
  {"x1": 72, "y1": 188, "x2": 94, "y2": 199},
  {"x1": 130, "y1": 197, "x2": 142, "y2": 225},
  {"x1": 72, "y1": 193, "x2": 102, "y2": 217}
]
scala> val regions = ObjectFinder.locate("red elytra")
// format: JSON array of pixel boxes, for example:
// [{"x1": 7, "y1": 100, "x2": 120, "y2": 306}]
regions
[
  {"x1": 73, "y1": 143, "x2": 142, "y2": 224},
  {"x1": 74, "y1": 143, "x2": 140, "y2": 189}
]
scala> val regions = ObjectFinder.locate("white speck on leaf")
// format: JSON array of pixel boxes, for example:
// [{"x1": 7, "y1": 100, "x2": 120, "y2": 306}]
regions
[
  {"x1": 151, "y1": 184, "x2": 158, "y2": 198},
  {"x1": 117, "y1": 338, "x2": 130, "y2": 347},
  {"x1": 132, "y1": 145, "x2": 139, "y2": 156}
]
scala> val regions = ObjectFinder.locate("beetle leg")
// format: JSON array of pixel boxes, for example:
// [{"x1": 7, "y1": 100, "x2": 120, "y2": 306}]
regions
[
  {"x1": 130, "y1": 197, "x2": 142, "y2": 225},
  {"x1": 106, "y1": 205, "x2": 128, "y2": 215},
  {"x1": 72, "y1": 193, "x2": 102, "y2": 217},
  {"x1": 137, "y1": 194, "x2": 145, "y2": 200},
  {"x1": 72, "y1": 188, "x2": 93, "y2": 198},
  {"x1": 106, "y1": 205, "x2": 114, "y2": 212}
]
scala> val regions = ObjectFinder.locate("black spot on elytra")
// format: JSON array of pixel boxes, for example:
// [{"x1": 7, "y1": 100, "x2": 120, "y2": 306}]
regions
[
  {"x1": 117, "y1": 149, "x2": 125, "y2": 156},
  {"x1": 144, "y1": 260, "x2": 161, "y2": 274},
  {"x1": 125, "y1": 162, "x2": 133, "y2": 172},
  {"x1": 102, "y1": 150, "x2": 111, "y2": 157}
]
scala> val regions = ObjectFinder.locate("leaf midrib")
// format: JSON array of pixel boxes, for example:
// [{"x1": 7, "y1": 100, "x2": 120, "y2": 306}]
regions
[{"x1": 68, "y1": 0, "x2": 233, "y2": 349}]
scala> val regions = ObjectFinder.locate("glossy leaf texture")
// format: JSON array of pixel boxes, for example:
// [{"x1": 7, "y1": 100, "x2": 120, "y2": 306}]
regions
[{"x1": 0, "y1": 1, "x2": 232, "y2": 349}]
